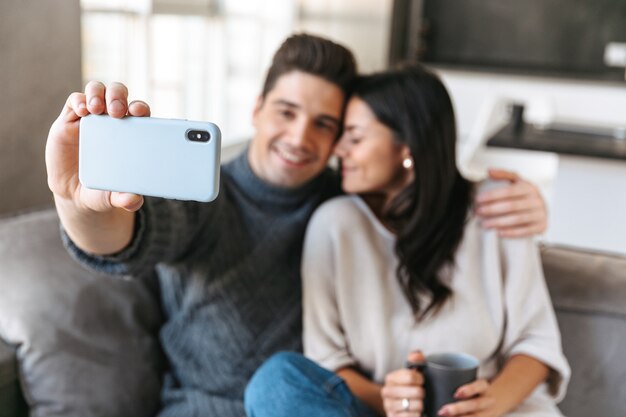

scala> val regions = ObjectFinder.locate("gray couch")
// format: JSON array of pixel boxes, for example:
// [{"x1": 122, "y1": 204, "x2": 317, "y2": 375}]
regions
[{"x1": 1, "y1": 207, "x2": 625, "y2": 416}]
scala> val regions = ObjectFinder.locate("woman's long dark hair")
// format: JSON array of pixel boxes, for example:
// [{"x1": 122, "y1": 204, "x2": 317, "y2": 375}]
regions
[{"x1": 353, "y1": 64, "x2": 474, "y2": 320}]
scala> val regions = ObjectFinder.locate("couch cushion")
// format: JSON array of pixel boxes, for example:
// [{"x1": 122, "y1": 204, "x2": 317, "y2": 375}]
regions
[
  {"x1": 0, "y1": 209, "x2": 164, "y2": 417},
  {"x1": 542, "y1": 245, "x2": 626, "y2": 316},
  {"x1": 0, "y1": 339, "x2": 27, "y2": 417},
  {"x1": 0, "y1": 339, "x2": 17, "y2": 396},
  {"x1": 541, "y1": 245, "x2": 626, "y2": 417}
]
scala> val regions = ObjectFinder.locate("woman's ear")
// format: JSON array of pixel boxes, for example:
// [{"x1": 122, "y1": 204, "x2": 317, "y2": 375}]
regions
[
  {"x1": 400, "y1": 145, "x2": 415, "y2": 184},
  {"x1": 401, "y1": 145, "x2": 414, "y2": 169}
]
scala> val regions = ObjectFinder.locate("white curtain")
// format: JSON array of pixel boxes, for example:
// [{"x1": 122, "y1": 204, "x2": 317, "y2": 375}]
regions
[{"x1": 80, "y1": 0, "x2": 391, "y2": 144}]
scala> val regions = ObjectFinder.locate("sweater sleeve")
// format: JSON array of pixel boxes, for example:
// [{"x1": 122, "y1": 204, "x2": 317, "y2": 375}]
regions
[
  {"x1": 61, "y1": 196, "x2": 214, "y2": 277},
  {"x1": 302, "y1": 203, "x2": 357, "y2": 373},
  {"x1": 499, "y1": 237, "x2": 571, "y2": 402}
]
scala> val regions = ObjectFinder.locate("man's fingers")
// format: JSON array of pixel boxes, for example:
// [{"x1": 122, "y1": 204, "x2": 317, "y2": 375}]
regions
[
  {"x1": 476, "y1": 195, "x2": 543, "y2": 218},
  {"x1": 128, "y1": 100, "x2": 151, "y2": 117},
  {"x1": 482, "y1": 209, "x2": 547, "y2": 236},
  {"x1": 110, "y1": 192, "x2": 144, "y2": 212},
  {"x1": 85, "y1": 80, "x2": 106, "y2": 114},
  {"x1": 62, "y1": 92, "x2": 88, "y2": 122},
  {"x1": 476, "y1": 181, "x2": 535, "y2": 204},
  {"x1": 60, "y1": 82, "x2": 131, "y2": 122},
  {"x1": 487, "y1": 168, "x2": 520, "y2": 182},
  {"x1": 481, "y1": 208, "x2": 544, "y2": 229},
  {"x1": 105, "y1": 82, "x2": 129, "y2": 118},
  {"x1": 497, "y1": 222, "x2": 546, "y2": 238}
]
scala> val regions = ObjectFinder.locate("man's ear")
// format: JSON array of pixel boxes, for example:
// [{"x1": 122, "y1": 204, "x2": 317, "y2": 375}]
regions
[{"x1": 251, "y1": 95, "x2": 264, "y2": 128}]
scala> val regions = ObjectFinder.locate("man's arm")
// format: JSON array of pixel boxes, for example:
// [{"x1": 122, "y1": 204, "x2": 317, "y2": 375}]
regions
[
  {"x1": 475, "y1": 169, "x2": 547, "y2": 238},
  {"x1": 46, "y1": 81, "x2": 149, "y2": 255},
  {"x1": 54, "y1": 196, "x2": 137, "y2": 256}
]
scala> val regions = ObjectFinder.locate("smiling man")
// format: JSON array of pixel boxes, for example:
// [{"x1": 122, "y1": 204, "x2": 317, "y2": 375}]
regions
[
  {"x1": 46, "y1": 34, "x2": 548, "y2": 416},
  {"x1": 248, "y1": 71, "x2": 343, "y2": 187}
]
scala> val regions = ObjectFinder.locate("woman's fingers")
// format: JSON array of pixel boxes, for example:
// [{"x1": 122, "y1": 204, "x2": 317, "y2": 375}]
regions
[
  {"x1": 440, "y1": 379, "x2": 493, "y2": 417},
  {"x1": 406, "y1": 350, "x2": 426, "y2": 364},
  {"x1": 385, "y1": 369, "x2": 424, "y2": 386},
  {"x1": 383, "y1": 395, "x2": 424, "y2": 415},
  {"x1": 383, "y1": 368, "x2": 426, "y2": 417},
  {"x1": 382, "y1": 385, "x2": 425, "y2": 400},
  {"x1": 454, "y1": 379, "x2": 490, "y2": 399},
  {"x1": 438, "y1": 395, "x2": 495, "y2": 416}
]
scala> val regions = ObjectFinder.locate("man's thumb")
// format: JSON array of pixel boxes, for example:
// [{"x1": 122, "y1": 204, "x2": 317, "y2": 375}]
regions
[{"x1": 111, "y1": 192, "x2": 144, "y2": 212}]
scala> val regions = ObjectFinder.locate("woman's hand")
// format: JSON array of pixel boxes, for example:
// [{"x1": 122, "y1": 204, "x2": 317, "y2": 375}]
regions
[
  {"x1": 437, "y1": 379, "x2": 502, "y2": 417},
  {"x1": 440, "y1": 355, "x2": 550, "y2": 417},
  {"x1": 381, "y1": 351, "x2": 425, "y2": 417}
]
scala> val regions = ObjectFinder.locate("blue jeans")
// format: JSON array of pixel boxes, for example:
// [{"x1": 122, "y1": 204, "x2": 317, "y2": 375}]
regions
[{"x1": 245, "y1": 352, "x2": 380, "y2": 417}]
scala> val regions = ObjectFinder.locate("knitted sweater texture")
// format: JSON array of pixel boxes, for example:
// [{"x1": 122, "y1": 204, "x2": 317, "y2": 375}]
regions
[{"x1": 63, "y1": 151, "x2": 340, "y2": 416}]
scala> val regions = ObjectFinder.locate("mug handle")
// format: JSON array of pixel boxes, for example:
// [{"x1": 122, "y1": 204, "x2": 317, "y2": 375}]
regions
[{"x1": 405, "y1": 360, "x2": 427, "y2": 373}]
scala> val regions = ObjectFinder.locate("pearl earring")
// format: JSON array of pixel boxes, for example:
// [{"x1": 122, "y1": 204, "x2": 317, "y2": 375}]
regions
[{"x1": 402, "y1": 158, "x2": 413, "y2": 169}]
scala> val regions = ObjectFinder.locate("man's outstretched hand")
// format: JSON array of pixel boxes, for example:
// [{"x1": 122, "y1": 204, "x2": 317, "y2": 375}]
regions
[
  {"x1": 46, "y1": 81, "x2": 150, "y2": 213},
  {"x1": 46, "y1": 81, "x2": 152, "y2": 255}
]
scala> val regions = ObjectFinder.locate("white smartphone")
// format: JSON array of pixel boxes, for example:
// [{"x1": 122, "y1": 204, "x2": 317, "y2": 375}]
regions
[{"x1": 79, "y1": 114, "x2": 221, "y2": 202}]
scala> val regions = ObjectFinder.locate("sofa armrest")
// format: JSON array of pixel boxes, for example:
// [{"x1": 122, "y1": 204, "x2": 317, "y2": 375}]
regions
[
  {"x1": 0, "y1": 338, "x2": 27, "y2": 417},
  {"x1": 541, "y1": 244, "x2": 626, "y2": 417}
]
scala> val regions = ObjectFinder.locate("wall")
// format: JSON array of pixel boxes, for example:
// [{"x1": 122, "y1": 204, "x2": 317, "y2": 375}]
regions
[
  {"x1": 297, "y1": 0, "x2": 391, "y2": 73},
  {"x1": 0, "y1": 0, "x2": 82, "y2": 216},
  {"x1": 440, "y1": 70, "x2": 626, "y2": 141},
  {"x1": 439, "y1": 69, "x2": 626, "y2": 254},
  {"x1": 78, "y1": 0, "x2": 392, "y2": 148}
]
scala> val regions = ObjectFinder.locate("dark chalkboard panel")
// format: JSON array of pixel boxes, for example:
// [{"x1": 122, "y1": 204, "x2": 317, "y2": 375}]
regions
[{"x1": 390, "y1": 0, "x2": 626, "y2": 82}]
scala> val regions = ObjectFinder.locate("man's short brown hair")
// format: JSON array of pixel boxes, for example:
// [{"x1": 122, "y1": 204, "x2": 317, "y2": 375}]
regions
[{"x1": 261, "y1": 33, "x2": 357, "y2": 98}]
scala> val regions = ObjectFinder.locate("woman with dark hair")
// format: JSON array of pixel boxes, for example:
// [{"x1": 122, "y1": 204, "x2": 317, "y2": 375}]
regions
[{"x1": 244, "y1": 64, "x2": 569, "y2": 417}]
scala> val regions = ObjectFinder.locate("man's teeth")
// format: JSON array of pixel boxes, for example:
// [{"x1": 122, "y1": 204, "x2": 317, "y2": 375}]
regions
[{"x1": 278, "y1": 149, "x2": 307, "y2": 163}]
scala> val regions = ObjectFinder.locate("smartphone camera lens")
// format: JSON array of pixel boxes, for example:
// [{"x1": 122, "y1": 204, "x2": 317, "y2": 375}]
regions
[{"x1": 186, "y1": 129, "x2": 211, "y2": 143}]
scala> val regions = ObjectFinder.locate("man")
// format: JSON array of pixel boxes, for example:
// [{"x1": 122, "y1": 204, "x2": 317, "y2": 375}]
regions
[{"x1": 46, "y1": 34, "x2": 547, "y2": 416}]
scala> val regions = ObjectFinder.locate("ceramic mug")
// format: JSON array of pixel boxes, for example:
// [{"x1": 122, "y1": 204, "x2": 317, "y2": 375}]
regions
[{"x1": 406, "y1": 352, "x2": 480, "y2": 417}]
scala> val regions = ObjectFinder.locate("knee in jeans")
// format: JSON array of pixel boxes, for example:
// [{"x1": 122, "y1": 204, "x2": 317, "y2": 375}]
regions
[
  {"x1": 256, "y1": 351, "x2": 305, "y2": 379},
  {"x1": 245, "y1": 351, "x2": 304, "y2": 409},
  {"x1": 265, "y1": 351, "x2": 305, "y2": 372}
]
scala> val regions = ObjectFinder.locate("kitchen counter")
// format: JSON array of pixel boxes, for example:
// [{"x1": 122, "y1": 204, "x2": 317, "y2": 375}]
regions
[{"x1": 487, "y1": 122, "x2": 626, "y2": 161}]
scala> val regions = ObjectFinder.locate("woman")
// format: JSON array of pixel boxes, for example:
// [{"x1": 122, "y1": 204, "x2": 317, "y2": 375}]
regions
[{"x1": 245, "y1": 64, "x2": 569, "y2": 417}]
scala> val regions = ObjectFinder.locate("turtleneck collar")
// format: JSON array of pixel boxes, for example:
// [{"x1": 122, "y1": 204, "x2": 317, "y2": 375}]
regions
[{"x1": 224, "y1": 147, "x2": 335, "y2": 210}]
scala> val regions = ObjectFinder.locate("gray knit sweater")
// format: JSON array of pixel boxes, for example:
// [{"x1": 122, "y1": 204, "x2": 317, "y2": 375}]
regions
[{"x1": 63, "y1": 150, "x2": 340, "y2": 417}]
